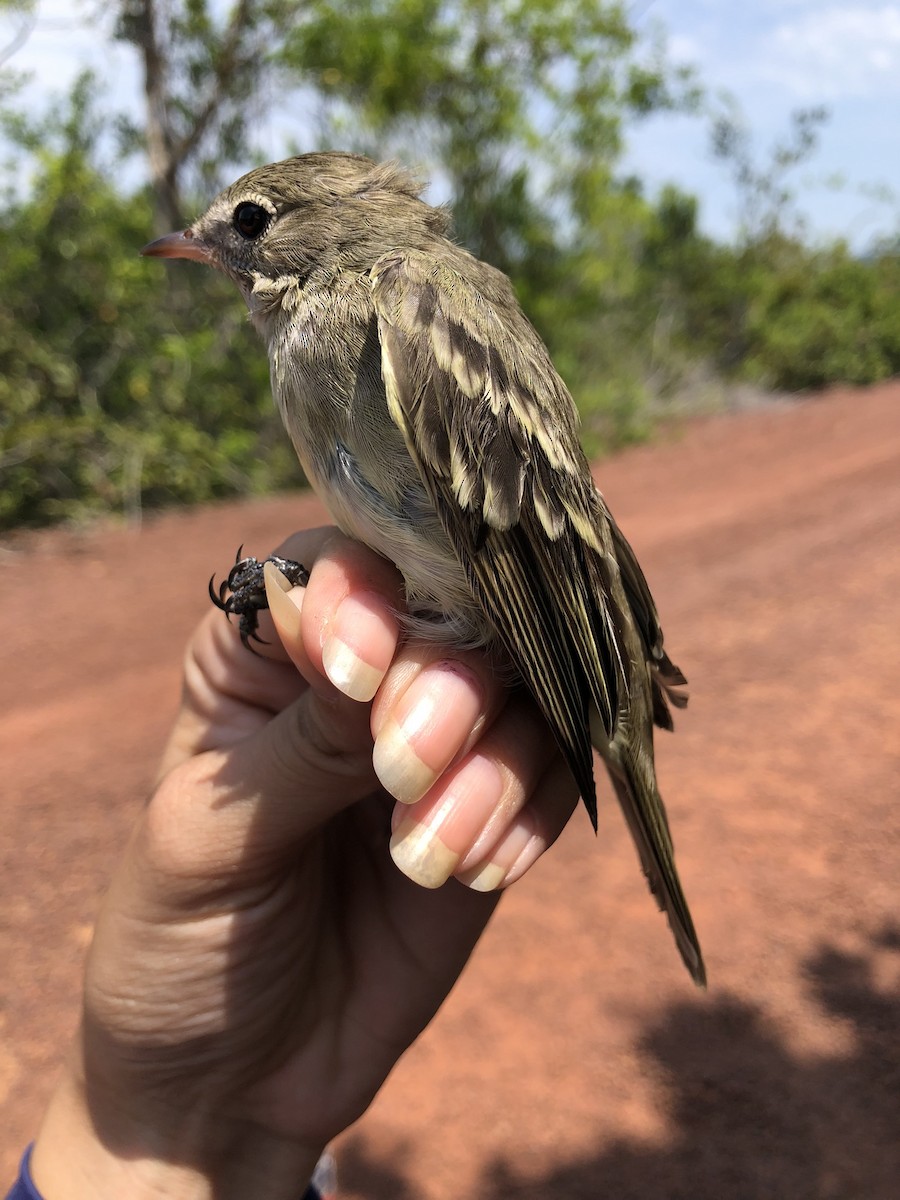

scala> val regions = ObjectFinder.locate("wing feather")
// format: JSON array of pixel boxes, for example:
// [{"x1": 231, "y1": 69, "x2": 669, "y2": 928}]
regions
[
  {"x1": 371, "y1": 248, "x2": 704, "y2": 984},
  {"x1": 374, "y1": 252, "x2": 616, "y2": 771}
]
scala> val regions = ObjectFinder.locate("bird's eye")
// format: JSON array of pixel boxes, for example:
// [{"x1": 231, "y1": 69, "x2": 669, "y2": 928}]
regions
[{"x1": 233, "y1": 202, "x2": 270, "y2": 239}]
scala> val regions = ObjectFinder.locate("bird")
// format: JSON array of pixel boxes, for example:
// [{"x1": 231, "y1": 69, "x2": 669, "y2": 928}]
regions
[{"x1": 142, "y1": 151, "x2": 705, "y2": 986}]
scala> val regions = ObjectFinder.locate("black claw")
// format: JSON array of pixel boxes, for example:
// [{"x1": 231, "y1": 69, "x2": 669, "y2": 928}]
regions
[
  {"x1": 209, "y1": 548, "x2": 310, "y2": 653},
  {"x1": 240, "y1": 626, "x2": 269, "y2": 653},
  {"x1": 209, "y1": 575, "x2": 227, "y2": 612}
]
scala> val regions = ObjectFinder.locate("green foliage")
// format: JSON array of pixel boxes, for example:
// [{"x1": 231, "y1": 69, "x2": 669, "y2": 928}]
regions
[
  {"x1": 740, "y1": 241, "x2": 900, "y2": 390},
  {"x1": 628, "y1": 137, "x2": 900, "y2": 393},
  {"x1": 380, "y1": 1, "x2": 698, "y2": 444},
  {"x1": 0, "y1": 77, "x2": 299, "y2": 528},
  {"x1": 283, "y1": 0, "x2": 698, "y2": 272},
  {"x1": 113, "y1": 0, "x2": 310, "y2": 225},
  {"x1": 2, "y1": 5, "x2": 899, "y2": 531},
  {"x1": 277, "y1": 0, "x2": 702, "y2": 455}
]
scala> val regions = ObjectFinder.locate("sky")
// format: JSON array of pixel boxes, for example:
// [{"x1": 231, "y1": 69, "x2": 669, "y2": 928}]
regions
[
  {"x1": 625, "y1": 0, "x2": 900, "y2": 247},
  {"x1": 5, "y1": 0, "x2": 900, "y2": 249}
]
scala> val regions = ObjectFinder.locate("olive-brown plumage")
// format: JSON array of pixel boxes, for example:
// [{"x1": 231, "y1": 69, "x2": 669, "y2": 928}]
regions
[{"x1": 142, "y1": 152, "x2": 705, "y2": 985}]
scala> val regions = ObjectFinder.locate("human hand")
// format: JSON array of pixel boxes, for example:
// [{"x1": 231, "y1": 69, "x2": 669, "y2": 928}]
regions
[{"x1": 31, "y1": 528, "x2": 578, "y2": 1200}]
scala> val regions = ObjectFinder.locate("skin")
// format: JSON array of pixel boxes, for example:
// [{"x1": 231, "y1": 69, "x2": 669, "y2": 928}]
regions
[{"x1": 29, "y1": 528, "x2": 577, "y2": 1200}]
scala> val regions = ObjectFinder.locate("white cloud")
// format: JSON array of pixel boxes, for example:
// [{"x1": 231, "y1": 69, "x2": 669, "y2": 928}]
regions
[
  {"x1": 667, "y1": 32, "x2": 705, "y2": 66},
  {"x1": 4, "y1": 0, "x2": 141, "y2": 151},
  {"x1": 763, "y1": 4, "x2": 900, "y2": 97},
  {"x1": 626, "y1": 2, "x2": 900, "y2": 248},
  {"x1": 4, "y1": 1, "x2": 132, "y2": 96}
]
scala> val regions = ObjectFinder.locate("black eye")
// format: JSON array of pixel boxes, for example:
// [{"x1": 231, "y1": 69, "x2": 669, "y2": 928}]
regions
[{"x1": 233, "y1": 202, "x2": 270, "y2": 239}]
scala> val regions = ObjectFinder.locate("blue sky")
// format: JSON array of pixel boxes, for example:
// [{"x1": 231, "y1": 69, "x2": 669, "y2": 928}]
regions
[
  {"x1": 626, "y1": 0, "x2": 900, "y2": 247},
  {"x1": 7, "y1": 0, "x2": 900, "y2": 249}
]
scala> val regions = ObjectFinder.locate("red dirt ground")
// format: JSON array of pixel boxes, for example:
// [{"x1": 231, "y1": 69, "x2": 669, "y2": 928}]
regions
[{"x1": 2, "y1": 383, "x2": 899, "y2": 1198}]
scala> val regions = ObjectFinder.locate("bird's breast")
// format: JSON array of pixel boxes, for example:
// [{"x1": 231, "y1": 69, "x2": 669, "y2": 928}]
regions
[{"x1": 268, "y1": 293, "x2": 487, "y2": 646}]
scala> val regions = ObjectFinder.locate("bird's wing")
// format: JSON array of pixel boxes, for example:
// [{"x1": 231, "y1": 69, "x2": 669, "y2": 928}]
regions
[
  {"x1": 372, "y1": 248, "x2": 635, "y2": 818},
  {"x1": 608, "y1": 514, "x2": 689, "y2": 730},
  {"x1": 372, "y1": 249, "x2": 704, "y2": 984}
]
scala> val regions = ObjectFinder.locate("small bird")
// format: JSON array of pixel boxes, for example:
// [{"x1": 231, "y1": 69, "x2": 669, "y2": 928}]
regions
[{"x1": 142, "y1": 152, "x2": 705, "y2": 985}]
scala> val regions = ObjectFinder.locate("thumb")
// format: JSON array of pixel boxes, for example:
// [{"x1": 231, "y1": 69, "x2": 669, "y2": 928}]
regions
[
  {"x1": 226, "y1": 672, "x2": 382, "y2": 859},
  {"x1": 140, "y1": 547, "x2": 397, "y2": 899},
  {"x1": 137, "y1": 678, "x2": 382, "y2": 905},
  {"x1": 151, "y1": 528, "x2": 407, "y2": 890}
]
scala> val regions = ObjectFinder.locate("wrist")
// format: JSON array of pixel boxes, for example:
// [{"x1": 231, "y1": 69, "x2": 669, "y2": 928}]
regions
[{"x1": 31, "y1": 1058, "x2": 324, "y2": 1200}]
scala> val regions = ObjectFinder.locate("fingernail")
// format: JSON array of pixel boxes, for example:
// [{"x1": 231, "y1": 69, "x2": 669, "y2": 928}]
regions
[
  {"x1": 372, "y1": 664, "x2": 483, "y2": 805},
  {"x1": 457, "y1": 821, "x2": 540, "y2": 893},
  {"x1": 501, "y1": 834, "x2": 545, "y2": 887},
  {"x1": 373, "y1": 715, "x2": 437, "y2": 804},
  {"x1": 390, "y1": 810, "x2": 459, "y2": 889},
  {"x1": 322, "y1": 592, "x2": 397, "y2": 702},
  {"x1": 264, "y1": 561, "x2": 303, "y2": 641},
  {"x1": 456, "y1": 860, "x2": 507, "y2": 892}
]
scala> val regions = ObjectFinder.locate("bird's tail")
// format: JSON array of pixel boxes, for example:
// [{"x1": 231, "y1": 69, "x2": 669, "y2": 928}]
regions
[{"x1": 604, "y1": 744, "x2": 706, "y2": 987}]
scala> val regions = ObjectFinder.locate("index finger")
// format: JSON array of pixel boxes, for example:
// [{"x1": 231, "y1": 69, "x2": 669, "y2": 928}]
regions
[{"x1": 264, "y1": 529, "x2": 407, "y2": 699}]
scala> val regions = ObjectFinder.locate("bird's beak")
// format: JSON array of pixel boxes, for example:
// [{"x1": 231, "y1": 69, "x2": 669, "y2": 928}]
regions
[{"x1": 140, "y1": 228, "x2": 215, "y2": 265}]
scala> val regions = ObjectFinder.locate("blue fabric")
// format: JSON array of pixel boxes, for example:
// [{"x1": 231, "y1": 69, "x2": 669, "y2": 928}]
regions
[
  {"x1": 4, "y1": 1144, "x2": 321, "y2": 1199},
  {"x1": 4, "y1": 1146, "x2": 322, "y2": 1200},
  {"x1": 4, "y1": 1147, "x2": 41, "y2": 1200}
]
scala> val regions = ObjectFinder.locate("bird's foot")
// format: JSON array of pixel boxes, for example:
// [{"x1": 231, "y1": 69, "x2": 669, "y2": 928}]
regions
[{"x1": 209, "y1": 547, "x2": 309, "y2": 652}]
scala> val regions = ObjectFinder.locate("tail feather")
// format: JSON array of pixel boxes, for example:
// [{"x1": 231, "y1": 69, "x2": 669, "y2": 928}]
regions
[
  {"x1": 606, "y1": 756, "x2": 706, "y2": 987},
  {"x1": 650, "y1": 657, "x2": 689, "y2": 730}
]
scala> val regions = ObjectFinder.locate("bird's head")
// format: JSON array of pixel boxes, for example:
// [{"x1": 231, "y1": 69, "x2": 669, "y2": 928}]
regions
[{"x1": 141, "y1": 152, "x2": 449, "y2": 305}]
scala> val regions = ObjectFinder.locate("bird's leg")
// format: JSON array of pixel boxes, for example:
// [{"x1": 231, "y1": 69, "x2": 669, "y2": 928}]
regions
[{"x1": 209, "y1": 547, "x2": 309, "y2": 651}]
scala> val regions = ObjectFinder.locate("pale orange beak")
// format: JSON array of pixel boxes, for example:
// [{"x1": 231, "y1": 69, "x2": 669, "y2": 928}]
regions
[{"x1": 140, "y1": 228, "x2": 215, "y2": 264}]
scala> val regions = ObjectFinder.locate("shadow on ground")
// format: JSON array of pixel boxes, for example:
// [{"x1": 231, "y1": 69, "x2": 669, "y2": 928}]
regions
[{"x1": 340, "y1": 925, "x2": 900, "y2": 1200}]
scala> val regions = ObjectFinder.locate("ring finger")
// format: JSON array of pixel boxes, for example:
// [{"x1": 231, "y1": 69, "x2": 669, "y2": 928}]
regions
[{"x1": 387, "y1": 694, "x2": 579, "y2": 890}]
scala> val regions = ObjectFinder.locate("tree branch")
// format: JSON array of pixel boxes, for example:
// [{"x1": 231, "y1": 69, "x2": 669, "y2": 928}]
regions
[
  {"x1": 129, "y1": 0, "x2": 182, "y2": 228},
  {"x1": 168, "y1": 0, "x2": 256, "y2": 175},
  {"x1": 0, "y1": 5, "x2": 36, "y2": 69}
]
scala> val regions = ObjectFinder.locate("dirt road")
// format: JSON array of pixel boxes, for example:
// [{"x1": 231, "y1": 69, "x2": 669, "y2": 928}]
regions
[{"x1": 2, "y1": 383, "x2": 898, "y2": 1197}]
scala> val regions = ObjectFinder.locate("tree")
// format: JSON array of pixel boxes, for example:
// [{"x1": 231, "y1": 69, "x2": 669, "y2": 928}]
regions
[
  {"x1": 0, "y1": 72, "x2": 293, "y2": 527},
  {"x1": 114, "y1": 0, "x2": 702, "y2": 446},
  {"x1": 8, "y1": 1, "x2": 895, "y2": 530},
  {"x1": 110, "y1": 1, "x2": 696, "y2": 243},
  {"x1": 275, "y1": 0, "x2": 699, "y2": 438},
  {"x1": 2, "y1": 0, "x2": 701, "y2": 527},
  {"x1": 281, "y1": 0, "x2": 697, "y2": 269},
  {"x1": 114, "y1": 0, "x2": 305, "y2": 229},
  {"x1": 0, "y1": 0, "x2": 35, "y2": 69},
  {"x1": 711, "y1": 104, "x2": 830, "y2": 246}
]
